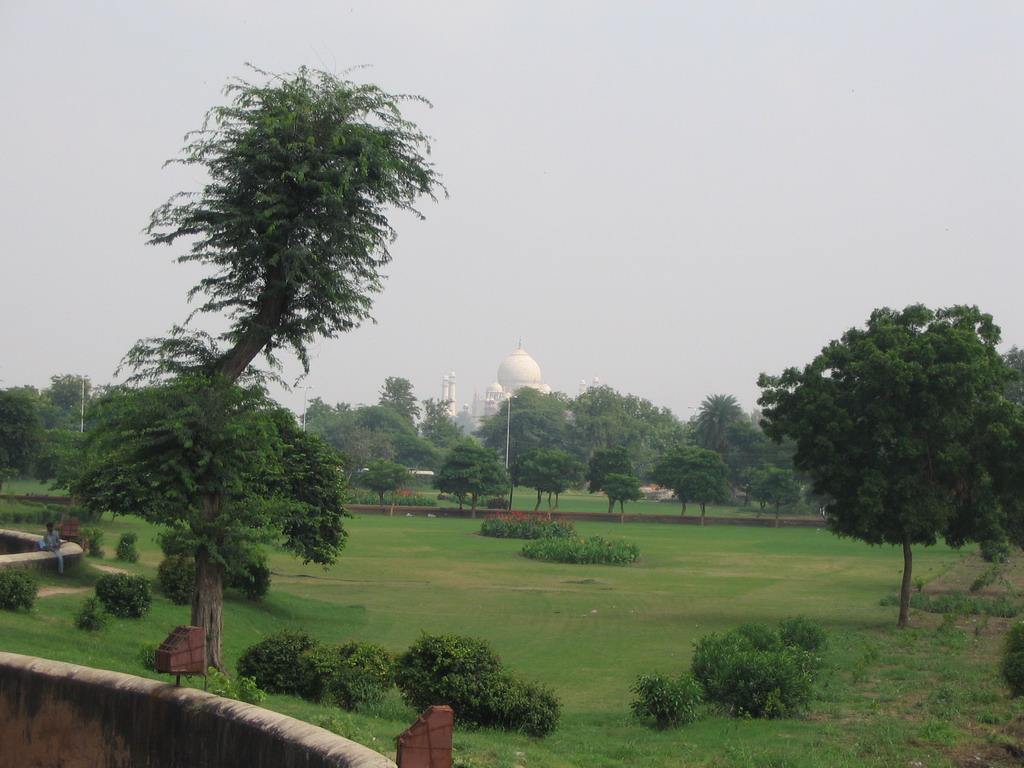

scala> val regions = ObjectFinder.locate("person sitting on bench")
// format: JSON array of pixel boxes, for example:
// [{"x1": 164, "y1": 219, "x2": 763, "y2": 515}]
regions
[{"x1": 38, "y1": 521, "x2": 63, "y2": 575}]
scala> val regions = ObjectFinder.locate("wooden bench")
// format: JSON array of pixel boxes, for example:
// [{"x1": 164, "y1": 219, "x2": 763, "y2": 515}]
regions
[{"x1": 57, "y1": 516, "x2": 85, "y2": 551}]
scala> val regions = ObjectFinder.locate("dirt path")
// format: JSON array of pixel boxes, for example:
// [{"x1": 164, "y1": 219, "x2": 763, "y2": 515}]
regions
[{"x1": 38, "y1": 563, "x2": 130, "y2": 597}]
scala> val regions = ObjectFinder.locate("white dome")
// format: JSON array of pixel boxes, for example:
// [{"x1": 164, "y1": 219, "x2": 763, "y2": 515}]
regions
[
  {"x1": 486, "y1": 381, "x2": 504, "y2": 393},
  {"x1": 497, "y1": 348, "x2": 542, "y2": 392}
]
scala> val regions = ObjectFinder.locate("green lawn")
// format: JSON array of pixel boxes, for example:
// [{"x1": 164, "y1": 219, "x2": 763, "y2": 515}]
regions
[{"x1": 1, "y1": 503, "x2": 1013, "y2": 768}]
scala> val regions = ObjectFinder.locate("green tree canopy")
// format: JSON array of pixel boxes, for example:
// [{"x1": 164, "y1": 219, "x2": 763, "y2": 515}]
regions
[
  {"x1": 750, "y1": 466, "x2": 801, "y2": 527},
  {"x1": 758, "y1": 304, "x2": 1024, "y2": 627},
  {"x1": 651, "y1": 445, "x2": 730, "y2": 523},
  {"x1": 379, "y1": 377, "x2": 420, "y2": 425},
  {"x1": 476, "y1": 387, "x2": 570, "y2": 469},
  {"x1": 74, "y1": 376, "x2": 350, "y2": 571},
  {"x1": 433, "y1": 440, "x2": 508, "y2": 515},
  {"x1": 602, "y1": 472, "x2": 644, "y2": 514},
  {"x1": 360, "y1": 459, "x2": 413, "y2": 507},
  {"x1": 568, "y1": 386, "x2": 686, "y2": 473},
  {"x1": 1004, "y1": 346, "x2": 1024, "y2": 405},
  {"x1": 38, "y1": 374, "x2": 93, "y2": 431},
  {"x1": 141, "y1": 66, "x2": 443, "y2": 381},
  {"x1": 516, "y1": 447, "x2": 584, "y2": 511},
  {"x1": 692, "y1": 394, "x2": 744, "y2": 454},
  {"x1": 0, "y1": 389, "x2": 43, "y2": 491},
  {"x1": 586, "y1": 446, "x2": 633, "y2": 495},
  {"x1": 419, "y1": 398, "x2": 462, "y2": 449}
]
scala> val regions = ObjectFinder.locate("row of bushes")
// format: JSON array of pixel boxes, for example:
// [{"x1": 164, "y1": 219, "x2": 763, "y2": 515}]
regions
[
  {"x1": 631, "y1": 617, "x2": 827, "y2": 728},
  {"x1": 347, "y1": 489, "x2": 438, "y2": 507},
  {"x1": 479, "y1": 512, "x2": 575, "y2": 540},
  {"x1": 0, "y1": 503, "x2": 72, "y2": 525},
  {"x1": 880, "y1": 590, "x2": 1022, "y2": 618},
  {"x1": 236, "y1": 631, "x2": 560, "y2": 737}
]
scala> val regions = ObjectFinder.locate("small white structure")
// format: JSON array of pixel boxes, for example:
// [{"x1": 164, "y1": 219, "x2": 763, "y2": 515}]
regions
[{"x1": 444, "y1": 346, "x2": 600, "y2": 426}]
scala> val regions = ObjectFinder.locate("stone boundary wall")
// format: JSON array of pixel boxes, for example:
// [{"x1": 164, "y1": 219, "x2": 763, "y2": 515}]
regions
[
  {"x1": 0, "y1": 652, "x2": 397, "y2": 768},
  {"x1": 349, "y1": 505, "x2": 827, "y2": 528},
  {"x1": 0, "y1": 529, "x2": 83, "y2": 572}
]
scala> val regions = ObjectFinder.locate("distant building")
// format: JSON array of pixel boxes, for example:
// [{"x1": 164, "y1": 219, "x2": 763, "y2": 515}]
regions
[{"x1": 444, "y1": 345, "x2": 597, "y2": 427}]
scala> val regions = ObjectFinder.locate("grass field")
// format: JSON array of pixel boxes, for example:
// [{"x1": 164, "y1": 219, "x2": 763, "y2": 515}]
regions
[{"x1": 2, "y1": 496, "x2": 1022, "y2": 767}]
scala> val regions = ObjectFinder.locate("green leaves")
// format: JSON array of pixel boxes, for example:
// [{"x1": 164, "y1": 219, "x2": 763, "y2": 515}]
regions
[
  {"x1": 73, "y1": 375, "x2": 349, "y2": 566},
  {"x1": 651, "y1": 445, "x2": 730, "y2": 514},
  {"x1": 759, "y1": 304, "x2": 1018, "y2": 550},
  {"x1": 145, "y1": 66, "x2": 444, "y2": 379},
  {"x1": 433, "y1": 439, "x2": 508, "y2": 510}
]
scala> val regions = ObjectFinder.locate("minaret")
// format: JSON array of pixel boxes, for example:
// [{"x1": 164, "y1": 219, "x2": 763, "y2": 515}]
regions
[{"x1": 447, "y1": 371, "x2": 457, "y2": 416}]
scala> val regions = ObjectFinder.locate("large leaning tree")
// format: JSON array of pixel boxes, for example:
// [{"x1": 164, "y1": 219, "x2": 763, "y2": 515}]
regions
[
  {"x1": 758, "y1": 305, "x2": 1024, "y2": 628},
  {"x1": 74, "y1": 66, "x2": 443, "y2": 671}
]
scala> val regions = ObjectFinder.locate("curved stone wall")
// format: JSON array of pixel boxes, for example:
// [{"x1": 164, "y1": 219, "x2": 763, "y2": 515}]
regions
[
  {"x1": 0, "y1": 652, "x2": 397, "y2": 768},
  {"x1": 0, "y1": 529, "x2": 83, "y2": 572}
]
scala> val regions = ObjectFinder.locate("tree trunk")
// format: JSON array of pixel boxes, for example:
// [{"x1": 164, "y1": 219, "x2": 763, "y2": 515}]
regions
[
  {"x1": 774, "y1": 507, "x2": 780, "y2": 528},
  {"x1": 607, "y1": 497, "x2": 615, "y2": 514},
  {"x1": 192, "y1": 546, "x2": 226, "y2": 673},
  {"x1": 699, "y1": 504, "x2": 706, "y2": 526},
  {"x1": 898, "y1": 535, "x2": 913, "y2": 628},
  {"x1": 534, "y1": 491, "x2": 541, "y2": 511},
  {"x1": 192, "y1": 492, "x2": 226, "y2": 672},
  {"x1": 213, "y1": 265, "x2": 290, "y2": 383}
]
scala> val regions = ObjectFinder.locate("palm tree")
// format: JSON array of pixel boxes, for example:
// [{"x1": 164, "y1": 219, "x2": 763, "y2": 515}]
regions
[{"x1": 693, "y1": 394, "x2": 743, "y2": 454}]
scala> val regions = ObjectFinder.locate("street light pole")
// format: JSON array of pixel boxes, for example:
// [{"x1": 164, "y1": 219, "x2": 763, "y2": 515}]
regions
[
  {"x1": 80, "y1": 376, "x2": 89, "y2": 433},
  {"x1": 301, "y1": 386, "x2": 314, "y2": 431}
]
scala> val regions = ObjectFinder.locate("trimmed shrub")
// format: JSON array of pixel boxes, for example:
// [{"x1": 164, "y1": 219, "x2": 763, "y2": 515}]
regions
[
  {"x1": 115, "y1": 532, "x2": 139, "y2": 563},
  {"x1": 1002, "y1": 622, "x2": 1024, "y2": 697},
  {"x1": 487, "y1": 675, "x2": 561, "y2": 738},
  {"x1": 83, "y1": 526, "x2": 105, "y2": 558},
  {"x1": 395, "y1": 633, "x2": 500, "y2": 719},
  {"x1": 329, "y1": 641, "x2": 396, "y2": 711},
  {"x1": 395, "y1": 633, "x2": 560, "y2": 737},
  {"x1": 94, "y1": 573, "x2": 152, "y2": 619},
  {"x1": 297, "y1": 644, "x2": 344, "y2": 703},
  {"x1": 0, "y1": 569, "x2": 38, "y2": 611},
  {"x1": 630, "y1": 672, "x2": 704, "y2": 729},
  {"x1": 778, "y1": 615, "x2": 828, "y2": 653},
  {"x1": 298, "y1": 641, "x2": 395, "y2": 710},
  {"x1": 237, "y1": 630, "x2": 319, "y2": 695},
  {"x1": 74, "y1": 596, "x2": 110, "y2": 631},
  {"x1": 157, "y1": 554, "x2": 196, "y2": 605},
  {"x1": 691, "y1": 624, "x2": 817, "y2": 718}
]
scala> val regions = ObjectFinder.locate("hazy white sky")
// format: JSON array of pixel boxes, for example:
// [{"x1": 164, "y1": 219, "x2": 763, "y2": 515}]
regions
[{"x1": 2, "y1": 1, "x2": 1022, "y2": 420}]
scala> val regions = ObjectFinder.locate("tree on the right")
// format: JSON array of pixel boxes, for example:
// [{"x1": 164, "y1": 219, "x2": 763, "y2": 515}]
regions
[{"x1": 758, "y1": 305, "x2": 1024, "y2": 628}]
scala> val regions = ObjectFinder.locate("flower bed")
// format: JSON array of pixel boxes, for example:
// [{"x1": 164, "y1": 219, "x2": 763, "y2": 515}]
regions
[
  {"x1": 521, "y1": 535, "x2": 640, "y2": 565},
  {"x1": 479, "y1": 512, "x2": 574, "y2": 540}
]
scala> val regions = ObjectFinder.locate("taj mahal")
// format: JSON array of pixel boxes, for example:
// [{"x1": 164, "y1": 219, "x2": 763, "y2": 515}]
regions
[{"x1": 442, "y1": 346, "x2": 599, "y2": 425}]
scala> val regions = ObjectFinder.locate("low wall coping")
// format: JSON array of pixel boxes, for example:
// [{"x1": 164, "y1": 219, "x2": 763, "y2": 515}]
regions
[
  {"x1": 0, "y1": 652, "x2": 397, "y2": 768},
  {"x1": 0, "y1": 529, "x2": 83, "y2": 571}
]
